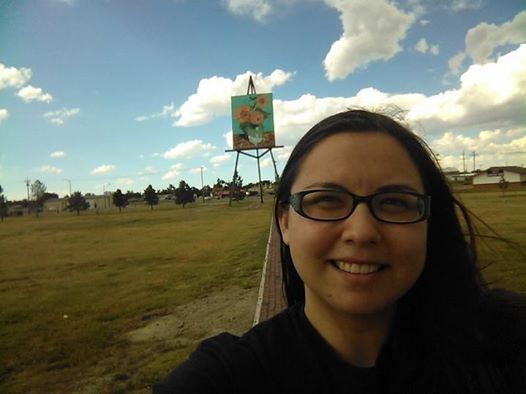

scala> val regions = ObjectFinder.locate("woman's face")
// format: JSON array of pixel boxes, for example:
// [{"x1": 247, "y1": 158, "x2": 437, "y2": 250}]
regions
[{"x1": 279, "y1": 131, "x2": 428, "y2": 318}]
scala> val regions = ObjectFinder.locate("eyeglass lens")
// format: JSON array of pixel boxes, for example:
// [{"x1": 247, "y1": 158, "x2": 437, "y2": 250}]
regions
[{"x1": 301, "y1": 190, "x2": 424, "y2": 222}]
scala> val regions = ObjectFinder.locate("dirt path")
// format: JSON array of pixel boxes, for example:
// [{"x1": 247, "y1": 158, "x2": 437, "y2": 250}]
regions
[{"x1": 127, "y1": 286, "x2": 259, "y2": 345}]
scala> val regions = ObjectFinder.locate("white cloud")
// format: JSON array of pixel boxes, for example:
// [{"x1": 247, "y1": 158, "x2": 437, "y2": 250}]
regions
[
  {"x1": 431, "y1": 128, "x2": 526, "y2": 170},
  {"x1": 272, "y1": 88, "x2": 425, "y2": 145},
  {"x1": 172, "y1": 69, "x2": 292, "y2": 127},
  {"x1": 137, "y1": 103, "x2": 177, "y2": 122},
  {"x1": 322, "y1": 0, "x2": 415, "y2": 81},
  {"x1": 162, "y1": 163, "x2": 184, "y2": 180},
  {"x1": 91, "y1": 164, "x2": 115, "y2": 175},
  {"x1": 419, "y1": 19, "x2": 430, "y2": 26},
  {"x1": 173, "y1": 70, "x2": 293, "y2": 127},
  {"x1": 115, "y1": 178, "x2": 134, "y2": 186},
  {"x1": 162, "y1": 140, "x2": 215, "y2": 159},
  {"x1": 260, "y1": 158, "x2": 273, "y2": 168},
  {"x1": 0, "y1": 108, "x2": 8, "y2": 122},
  {"x1": 189, "y1": 166, "x2": 208, "y2": 175},
  {"x1": 56, "y1": 0, "x2": 77, "y2": 5},
  {"x1": 224, "y1": 131, "x2": 233, "y2": 149},
  {"x1": 17, "y1": 85, "x2": 53, "y2": 103},
  {"x1": 415, "y1": 38, "x2": 439, "y2": 55},
  {"x1": 223, "y1": 0, "x2": 272, "y2": 22},
  {"x1": 448, "y1": 0, "x2": 484, "y2": 12},
  {"x1": 407, "y1": 44, "x2": 526, "y2": 132},
  {"x1": 0, "y1": 64, "x2": 32, "y2": 89},
  {"x1": 138, "y1": 166, "x2": 157, "y2": 175},
  {"x1": 276, "y1": 145, "x2": 293, "y2": 162},
  {"x1": 267, "y1": 45, "x2": 525, "y2": 150},
  {"x1": 415, "y1": 38, "x2": 429, "y2": 53},
  {"x1": 39, "y1": 165, "x2": 63, "y2": 174},
  {"x1": 50, "y1": 151, "x2": 66, "y2": 158},
  {"x1": 210, "y1": 153, "x2": 231, "y2": 167},
  {"x1": 465, "y1": 10, "x2": 526, "y2": 64},
  {"x1": 140, "y1": 71, "x2": 292, "y2": 128},
  {"x1": 43, "y1": 107, "x2": 80, "y2": 125},
  {"x1": 448, "y1": 51, "x2": 467, "y2": 75}
]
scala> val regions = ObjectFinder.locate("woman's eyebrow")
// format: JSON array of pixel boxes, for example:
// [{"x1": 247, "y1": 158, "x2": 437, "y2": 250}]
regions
[
  {"x1": 302, "y1": 182, "x2": 422, "y2": 193},
  {"x1": 376, "y1": 184, "x2": 420, "y2": 193},
  {"x1": 303, "y1": 182, "x2": 347, "y2": 191}
]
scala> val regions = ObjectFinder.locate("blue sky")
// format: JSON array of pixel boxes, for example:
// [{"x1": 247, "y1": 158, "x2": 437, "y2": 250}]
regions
[{"x1": 1, "y1": 0, "x2": 525, "y2": 200}]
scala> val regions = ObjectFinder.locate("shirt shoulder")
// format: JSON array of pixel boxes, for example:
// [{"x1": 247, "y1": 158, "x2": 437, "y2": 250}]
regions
[
  {"x1": 152, "y1": 305, "x2": 302, "y2": 394},
  {"x1": 481, "y1": 289, "x2": 526, "y2": 360}
]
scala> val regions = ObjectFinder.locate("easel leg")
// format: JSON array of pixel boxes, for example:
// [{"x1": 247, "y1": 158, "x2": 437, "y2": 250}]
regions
[
  {"x1": 269, "y1": 149, "x2": 280, "y2": 182},
  {"x1": 229, "y1": 151, "x2": 240, "y2": 207},
  {"x1": 256, "y1": 148, "x2": 264, "y2": 203}
]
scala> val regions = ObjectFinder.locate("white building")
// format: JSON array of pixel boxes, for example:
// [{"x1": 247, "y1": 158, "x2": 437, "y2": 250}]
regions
[{"x1": 472, "y1": 166, "x2": 526, "y2": 187}]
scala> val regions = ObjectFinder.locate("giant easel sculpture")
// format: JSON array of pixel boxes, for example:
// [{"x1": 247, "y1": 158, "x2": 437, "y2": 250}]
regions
[{"x1": 227, "y1": 76, "x2": 282, "y2": 206}]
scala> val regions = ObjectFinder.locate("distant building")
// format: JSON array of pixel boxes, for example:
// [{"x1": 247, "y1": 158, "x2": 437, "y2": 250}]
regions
[
  {"x1": 43, "y1": 198, "x2": 69, "y2": 213},
  {"x1": 85, "y1": 194, "x2": 112, "y2": 210},
  {"x1": 472, "y1": 166, "x2": 526, "y2": 189},
  {"x1": 442, "y1": 168, "x2": 474, "y2": 184},
  {"x1": 7, "y1": 204, "x2": 26, "y2": 216}
]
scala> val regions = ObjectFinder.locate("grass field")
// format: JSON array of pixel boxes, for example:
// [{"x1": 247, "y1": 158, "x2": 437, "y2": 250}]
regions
[
  {"x1": 455, "y1": 190, "x2": 526, "y2": 292},
  {"x1": 0, "y1": 199, "x2": 273, "y2": 393},
  {"x1": 0, "y1": 191, "x2": 525, "y2": 393}
]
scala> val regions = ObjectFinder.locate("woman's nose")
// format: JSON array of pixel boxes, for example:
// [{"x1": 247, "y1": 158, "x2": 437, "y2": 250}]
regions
[{"x1": 340, "y1": 203, "x2": 382, "y2": 244}]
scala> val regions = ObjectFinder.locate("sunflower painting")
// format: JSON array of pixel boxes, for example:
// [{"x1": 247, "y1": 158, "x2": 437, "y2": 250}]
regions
[{"x1": 231, "y1": 93, "x2": 275, "y2": 150}]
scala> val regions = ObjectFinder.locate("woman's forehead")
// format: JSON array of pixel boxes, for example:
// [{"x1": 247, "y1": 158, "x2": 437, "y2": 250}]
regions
[{"x1": 292, "y1": 132, "x2": 424, "y2": 192}]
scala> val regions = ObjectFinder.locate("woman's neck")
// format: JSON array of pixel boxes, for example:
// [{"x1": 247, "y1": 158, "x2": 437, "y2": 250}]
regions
[{"x1": 304, "y1": 296, "x2": 395, "y2": 368}]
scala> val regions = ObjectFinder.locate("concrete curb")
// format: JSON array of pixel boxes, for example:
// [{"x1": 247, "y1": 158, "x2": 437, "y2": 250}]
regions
[{"x1": 252, "y1": 216, "x2": 274, "y2": 326}]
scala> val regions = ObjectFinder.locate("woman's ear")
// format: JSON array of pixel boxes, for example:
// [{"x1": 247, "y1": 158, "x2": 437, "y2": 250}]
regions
[{"x1": 278, "y1": 208, "x2": 290, "y2": 246}]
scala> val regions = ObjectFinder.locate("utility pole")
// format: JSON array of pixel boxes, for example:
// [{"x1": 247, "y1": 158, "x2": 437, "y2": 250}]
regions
[
  {"x1": 462, "y1": 151, "x2": 466, "y2": 173},
  {"x1": 471, "y1": 151, "x2": 478, "y2": 172},
  {"x1": 63, "y1": 179, "x2": 72, "y2": 196},
  {"x1": 24, "y1": 178, "x2": 30, "y2": 215},
  {"x1": 200, "y1": 166, "x2": 205, "y2": 203}
]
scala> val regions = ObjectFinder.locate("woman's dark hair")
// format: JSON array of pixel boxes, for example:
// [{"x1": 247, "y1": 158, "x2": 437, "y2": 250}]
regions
[{"x1": 274, "y1": 109, "x2": 496, "y2": 391}]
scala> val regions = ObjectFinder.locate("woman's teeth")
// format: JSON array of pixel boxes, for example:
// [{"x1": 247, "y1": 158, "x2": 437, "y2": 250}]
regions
[{"x1": 334, "y1": 261, "x2": 382, "y2": 274}]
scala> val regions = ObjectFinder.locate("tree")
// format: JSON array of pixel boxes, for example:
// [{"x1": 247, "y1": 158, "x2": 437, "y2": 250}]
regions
[
  {"x1": 41, "y1": 192, "x2": 59, "y2": 201},
  {"x1": 144, "y1": 185, "x2": 159, "y2": 209},
  {"x1": 125, "y1": 190, "x2": 141, "y2": 199},
  {"x1": 230, "y1": 171, "x2": 245, "y2": 201},
  {"x1": 112, "y1": 189, "x2": 128, "y2": 212},
  {"x1": 214, "y1": 178, "x2": 227, "y2": 189},
  {"x1": 202, "y1": 184, "x2": 212, "y2": 197},
  {"x1": 174, "y1": 180, "x2": 195, "y2": 208},
  {"x1": 0, "y1": 185, "x2": 7, "y2": 222},
  {"x1": 31, "y1": 180, "x2": 47, "y2": 216},
  {"x1": 66, "y1": 191, "x2": 90, "y2": 215}
]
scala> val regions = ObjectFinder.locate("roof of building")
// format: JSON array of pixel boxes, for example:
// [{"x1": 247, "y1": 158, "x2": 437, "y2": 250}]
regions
[{"x1": 482, "y1": 166, "x2": 526, "y2": 175}]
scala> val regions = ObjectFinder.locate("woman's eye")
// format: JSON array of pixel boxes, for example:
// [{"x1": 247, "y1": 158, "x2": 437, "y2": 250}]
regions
[
  {"x1": 383, "y1": 198, "x2": 407, "y2": 206},
  {"x1": 306, "y1": 192, "x2": 345, "y2": 206},
  {"x1": 377, "y1": 195, "x2": 416, "y2": 211}
]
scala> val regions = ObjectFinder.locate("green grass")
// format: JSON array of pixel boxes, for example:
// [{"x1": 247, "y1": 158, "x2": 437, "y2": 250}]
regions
[
  {"x1": 0, "y1": 191, "x2": 525, "y2": 393},
  {"x1": 0, "y1": 200, "x2": 273, "y2": 393},
  {"x1": 455, "y1": 190, "x2": 526, "y2": 292}
]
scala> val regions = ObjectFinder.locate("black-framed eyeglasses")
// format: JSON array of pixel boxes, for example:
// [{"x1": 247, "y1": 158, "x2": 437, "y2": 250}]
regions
[{"x1": 287, "y1": 189, "x2": 431, "y2": 224}]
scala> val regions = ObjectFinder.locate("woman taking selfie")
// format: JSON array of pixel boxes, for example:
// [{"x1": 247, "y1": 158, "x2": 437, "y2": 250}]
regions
[{"x1": 154, "y1": 110, "x2": 525, "y2": 393}]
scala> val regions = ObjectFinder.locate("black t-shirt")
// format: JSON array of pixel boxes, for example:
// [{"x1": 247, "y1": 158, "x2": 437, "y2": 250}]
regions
[
  {"x1": 153, "y1": 302, "x2": 395, "y2": 393},
  {"x1": 153, "y1": 290, "x2": 526, "y2": 394}
]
